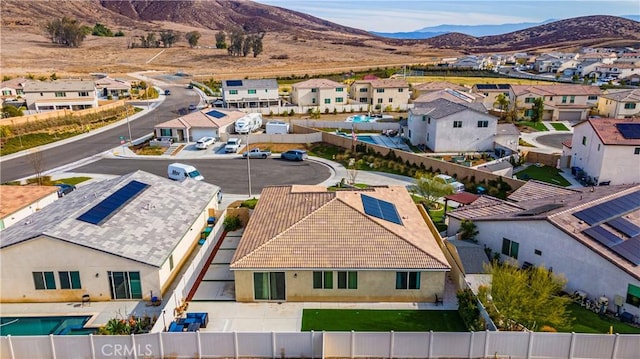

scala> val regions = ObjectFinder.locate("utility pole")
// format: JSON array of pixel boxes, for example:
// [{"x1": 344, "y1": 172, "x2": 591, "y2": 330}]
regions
[{"x1": 246, "y1": 134, "x2": 252, "y2": 197}]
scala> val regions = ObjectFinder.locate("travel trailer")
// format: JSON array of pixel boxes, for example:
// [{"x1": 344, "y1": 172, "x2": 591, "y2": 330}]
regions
[{"x1": 235, "y1": 113, "x2": 263, "y2": 134}]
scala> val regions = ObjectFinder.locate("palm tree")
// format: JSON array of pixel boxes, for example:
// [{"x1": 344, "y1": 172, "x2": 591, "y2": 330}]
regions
[{"x1": 493, "y1": 94, "x2": 510, "y2": 121}]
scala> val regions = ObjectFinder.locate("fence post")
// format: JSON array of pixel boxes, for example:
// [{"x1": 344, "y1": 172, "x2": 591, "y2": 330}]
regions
[
  {"x1": 272, "y1": 331, "x2": 276, "y2": 359},
  {"x1": 610, "y1": 333, "x2": 619, "y2": 359},
  {"x1": 7, "y1": 335, "x2": 15, "y2": 359},
  {"x1": 483, "y1": 330, "x2": 489, "y2": 358},
  {"x1": 389, "y1": 330, "x2": 395, "y2": 359},
  {"x1": 568, "y1": 332, "x2": 576, "y2": 359},
  {"x1": 234, "y1": 331, "x2": 239, "y2": 359},
  {"x1": 468, "y1": 331, "x2": 474, "y2": 358},
  {"x1": 49, "y1": 334, "x2": 57, "y2": 359},
  {"x1": 351, "y1": 330, "x2": 355, "y2": 359},
  {"x1": 310, "y1": 330, "x2": 315, "y2": 359},
  {"x1": 89, "y1": 333, "x2": 96, "y2": 359},
  {"x1": 526, "y1": 331, "x2": 534, "y2": 359},
  {"x1": 428, "y1": 330, "x2": 433, "y2": 359},
  {"x1": 131, "y1": 333, "x2": 138, "y2": 359},
  {"x1": 158, "y1": 332, "x2": 164, "y2": 359},
  {"x1": 197, "y1": 331, "x2": 202, "y2": 359}
]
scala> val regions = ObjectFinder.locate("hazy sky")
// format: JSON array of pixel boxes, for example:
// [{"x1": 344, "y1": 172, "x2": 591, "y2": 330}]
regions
[{"x1": 255, "y1": 0, "x2": 640, "y2": 32}]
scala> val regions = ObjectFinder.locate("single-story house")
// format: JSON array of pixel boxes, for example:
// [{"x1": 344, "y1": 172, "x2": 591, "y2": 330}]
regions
[
  {"x1": 230, "y1": 185, "x2": 450, "y2": 302},
  {"x1": 154, "y1": 108, "x2": 247, "y2": 142},
  {"x1": 0, "y1": 171, "x2": 221, "y2": 303},
  {"x1": 94, "y1": 77, "x2": 131, "y2": 99},
  {"x1": 0, "y1": 185, "x2": 59, "y2": 231}
]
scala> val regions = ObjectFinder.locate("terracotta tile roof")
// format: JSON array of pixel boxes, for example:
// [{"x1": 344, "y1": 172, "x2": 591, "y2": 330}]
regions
[
  {"x1": 448, "y1": 196, "x2": 523, "y2": 220},
  {"x1": 23, "y1": 80, "x2": 96, "y2": 92},
  {"x1": 511, "y1": 84, "x2": 602, "y2": 96},
  {"x1": 577, "y1": 118, "x2": 640, "y2": 146},
  {"x1": 444, "y1": 192, "x2": 480, "y2": 205},
  {"x1": 0, "y1": 78, "x2": 26, "y2": 89},
  {"x1": 0, "y1": 186, "x2": 58, "y2": 218},
  {"x1": 600, "y1": 89, "x2": 640, "y2": 102},
  {"x1": 562, "y1": 139, "x2": 572, "y2": 148},
  {"x1": 155, "y1": 109, "x2": 245, "y2": 129},
  {"x1": 354, "y1": 79, "x2": 409, "y2": 88},
  {"x1": 598, "y1": 63, "x2": 639, "y2": 69},
  {"x1": 292, "y1": 78, "x2": 344, "y2": 89},
  {"x1": 507, "y1": 180, "x2": 581, "y2": 203},
  {"x1": 231, "y1": 185, "x2": 450, "y2": 270},
  {"x1": 413, "y1": 81, "x2": 467, "y2": 93}
]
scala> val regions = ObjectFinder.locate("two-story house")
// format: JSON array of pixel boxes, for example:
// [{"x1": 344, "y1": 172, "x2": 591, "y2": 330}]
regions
[
  {"x1": 412, "y1": 81, "x2": 468, "y2": 98},
  {"x1": 510, "y1": 85, "x2": 602, "y2": 121},
  {"x1": 592, "y1": 63, "x2": 640, "y2": 80},
  {"x1": 563, "y1": 118, "x2": 640, "y2": 185},
  {"x1": 0, "y1": 78, "x2": 26, "y2": 99},
  {"x1": 22, "y1": 80, "x2": 98, "y2": 112},
  {"x1": 471, "y1": 84, "x2": 511, "y2": 110},
  {"x1": 349, "y1": 79, "x2": 410, "y2": 110},
  {"x1": 290, "y1": 78, "x2": 347, "y2": 108},
  {"x1": 533, "y1": 53, "x2": 577, "y2": 73},
  {"x1": 221, "y1": 79, "x2": 280, "y2": 109},
  {"x1": 597, "y1": 89, "x2": 640, "y2": 119}
]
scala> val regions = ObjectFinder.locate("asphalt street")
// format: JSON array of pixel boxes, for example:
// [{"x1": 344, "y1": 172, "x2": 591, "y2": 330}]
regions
[
  {"x1": 72, "y1": 157, "x2": 332, "y2": 195},
  {"x1": 535, "y1": 133, "x2": 572, "y2": 149}
]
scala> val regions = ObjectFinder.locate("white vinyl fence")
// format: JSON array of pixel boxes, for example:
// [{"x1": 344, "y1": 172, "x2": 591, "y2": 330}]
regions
[{"x1": 2, "y1": 330, "x2": 638, "y2": 359}]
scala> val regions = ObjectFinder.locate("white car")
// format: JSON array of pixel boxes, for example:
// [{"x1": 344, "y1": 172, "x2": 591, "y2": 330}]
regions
[
  {"x1": 224, "y1": 138, "x2": 242, "y2": 153},
  {"x1": 195, "y1": 137, "x2": 215, "y2": 150}
]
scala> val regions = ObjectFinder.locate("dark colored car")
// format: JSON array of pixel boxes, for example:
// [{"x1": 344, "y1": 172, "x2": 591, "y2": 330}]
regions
[
  {"x1": 164, "y1": 89, "x2": 171, "y2": 95},
  {"x1": 281, "y1": 149, "x2": 308, "y2": 161},
  {"x1": 188, "y1": 104, "x2": 197, "y2": 111},
  {"x1": 55, "y1": 183, "x2": 76, "y2": 197}
]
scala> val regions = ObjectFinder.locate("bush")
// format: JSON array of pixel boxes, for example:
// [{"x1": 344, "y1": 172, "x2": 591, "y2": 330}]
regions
[
  {"x1": 457, "y1": 288, "x2": 485, "y2": 331},
  {"x1": 241, "y1": 197, "x2": 258, "y2": 209},
  {"x1": 223, "y1": 215, "x2": 242, "y2": 231}
]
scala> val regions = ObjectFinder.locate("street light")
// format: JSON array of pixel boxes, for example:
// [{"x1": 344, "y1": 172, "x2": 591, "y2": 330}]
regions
[
  {"x1": 246, "y1": 134, "x2": 252, "y2": 197},
  {"x1": 125, "y1": 105, "x2": 133, "y2": 144}
]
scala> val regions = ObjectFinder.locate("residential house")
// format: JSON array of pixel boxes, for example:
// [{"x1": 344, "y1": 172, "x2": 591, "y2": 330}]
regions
[
  {"x1": 450, "y1": 56, "x2": 487, "y2": 70},
  {"x1": 592, "y1": 63, "x2": 640, "y2": 80},
  {"x1": 597, "y1": 89, "x2": 640, "y2": 118},
  {"x1": 349, "y1": 79, "x2": 410, "y2": 110},
  {"x1": 412, "y1": 81, "x2": 469, "y2": 98},
  {"x1": 493, "y1": 123, "x2": 521, "y2": 154},
  {"x1": 414, "y1": 88, "x2": 480, "y2": 105},
  {"x1": 510, "y1": 85, "x2": 602, "y2": 121},
  {"x1": 0, "y1": 171, "x2": 221, "y2": 303},
  {"x1": 0, "y1": 78, "x2": 26, "y2": 99},
  {"x1": 563, "y1": 118, "x2": 640, "y2": 185},
  {"x1": 290, "y1": 78, "x2": 347, "y2": 108},
  {"x1": 443, "y1": 239, "x2": 491, "y2": 292},
  {"x1": 221, "y1": 79, "x2": 280, "y2": 109},
  {"x1": 230, "y1": 185, "x2": 450, "y2": 302},
  {"x1": 616, "y1": 52, "x2": 640, "y2": 64},
  {"x1": 446, "y1": 181, "x2": 640, "y2": 317},
  {"x1": 577, "y1": 52, "x2": 617, "y2": 65},
  {"x1": 408, "y1": 98, "x2": 498, "y2": 152},
  {"x1": 154, "y1": 108, "x2": 246, "y2": 142},
  {"x1": 94, "y1": 77, "x2": 131, "y2": 99},
  {"x1": 471, "y1": 84, "x2": 511, "y2": 111},
  {"x1": 22, "y1": 80, "x2": 98, "y2": 112},
  {"x1": 477, "y1": 161, "x2": 514, "y2": 178},
  {"x1": 0, "y1": 185, "x2": 58, "y2": 231},
  {"x1": 533, "y1": 53, "x2": 576, "y2": 73}
]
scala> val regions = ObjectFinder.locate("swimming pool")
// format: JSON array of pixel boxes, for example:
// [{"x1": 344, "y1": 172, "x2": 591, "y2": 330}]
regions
[
  {"x1": 0, "y1": 316, "x2": 94, "y2": 336},
  {"x1": 345, "y1": 114, "x2": 394, "y2": 123}
]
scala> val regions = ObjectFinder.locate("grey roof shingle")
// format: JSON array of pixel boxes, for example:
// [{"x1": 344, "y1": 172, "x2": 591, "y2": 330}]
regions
[
  {"x1": 0, "y1": 171, "x2": 219, "y2": 267},
  {"x1": 222, "y1": 79, "x2": 278, "y2": 91},
  {"x1": 411, "y1": 98, "x2": 488, "y2": 118}
]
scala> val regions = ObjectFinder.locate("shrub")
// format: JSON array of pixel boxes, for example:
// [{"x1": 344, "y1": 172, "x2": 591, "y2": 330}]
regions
[
  {"x1": 223, "y1": 215, "x2": 242, "y2": 231},
  {"x1": 457, "y1": 288, "x2": 485, "y2": 331},
  {"x1": 241, "y1": 197, "x2": 258, "y2": 209}
]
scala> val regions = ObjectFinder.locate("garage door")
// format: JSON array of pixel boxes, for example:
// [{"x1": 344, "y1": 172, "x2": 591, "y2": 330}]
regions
[
  {"x1": 558, "y1": 111, "x2": 583, "y2": 121},
  {"x1": 191, "y1": 128, "x2": 218, "y2": 141}
]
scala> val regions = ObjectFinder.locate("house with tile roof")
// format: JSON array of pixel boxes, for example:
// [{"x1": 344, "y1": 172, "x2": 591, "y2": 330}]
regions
[
  {"x1": 412, "y1": 81, "x2": 468, "y2": 98},
  {"x1": 230, "y1": 185, "x2": 450, "y2": 302},
  {"x1": 221, "y1": 79, "x2": 280, "y2": 109},
  {"x1": 414, "y1": 88, "x2": 480, "y2": 105},
  {"x1": 408, "y1": 98, "x2": 500, "y2": 153},
  {"x1": 349, "y1": 79, "x2": 410, "y2": 111},
  {"x1": 0, "y1": 77, "x2": 26, "y2": 99},
  {"x1": 0, "y1": 171, "x2": 221, "y2": 303},
  {"x1": 0, "y1": 185, "x2": 58, "y2": 231},
  {"x1": 597, "y1": 89, "x2": 640, "y2": 119},
  {"x1": 94, "y1": 77, "x2": 131, "y2": 99},
  {"x1": 22, "y1": 79, "x2": 98, "y2": 112},
  {"x1": 446, "y1": 181, "x2": 640, "y2": 317},
  {"x1": 154, "y1": 108, "x2": 246, "y2": 142},
  {"x1": 509, "y1": 85, "x2": 602, "y2": 121},
  {"x1": 471, "y1": 84, "x2": 511, "y2": 111},
  {"x1": 591, "y1": 63, "x2": 640, "y2": 81},
  {"x1": 563, "y1": 118, "x2": 640, "y2": 185},
  {"x1": 290, "y1": 78, "x2": 347, "y2": 108}
]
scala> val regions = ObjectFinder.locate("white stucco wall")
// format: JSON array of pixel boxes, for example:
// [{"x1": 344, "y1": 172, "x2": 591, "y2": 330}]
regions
[
  {"x1": 407, "y1": 112, "x2": 428, "y2": 146},
  {"x1": 431, "y1": 112, "x2": 497, "y2": 152},
  {"x1": 1, "y1": 192, "x2": 58, "y2": 230},
  {"x1": 599, "y1": 145, "x2": 640, "y2": 185}
]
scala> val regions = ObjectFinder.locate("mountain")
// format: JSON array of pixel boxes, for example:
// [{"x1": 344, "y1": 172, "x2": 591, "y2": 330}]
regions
[
  {"x1": 623, "y1": 15, "x2": 640, "y2": 22},
  {"x1": 372, "y1": 19, "x2": 557, "y2": 39},
  {"x1": 370, "y1": 31, "x2": 447, "y2": 40}
]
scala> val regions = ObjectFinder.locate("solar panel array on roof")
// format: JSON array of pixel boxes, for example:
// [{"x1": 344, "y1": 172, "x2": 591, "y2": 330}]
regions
[
  {"x1": 572, "y1": 190, "x2": 640, "y2": 225},
  {"x1": 206, "y1": 110, "x2": 226, "y2": 119},
  {"x1": 225, "y1": 80, "x2": 243, "y2": 87},
  {"x1": 583, "y1": 226, "x2": 624, "y2": 247},
  {"x1": 475, "y1": 84, "x2": 510, "y2": 90},
  {"x1": 611, "y1": 237, "x2": 640, "y2": 265},
  {"x1": 77, "y1": 180, "x2": 149, "y2": 225},
  {"x1": 616, "y1": 123, "x2": 640, "y2": 139},
  {"x1": 361, "y1": 194, "x2": 403, "y2": 225},
  {"x1": 516, "y1": 203, "x2": 564, "y2": 216},
  {"x1": 607, "y1": 217, "x2": 640, "y2": 237}
]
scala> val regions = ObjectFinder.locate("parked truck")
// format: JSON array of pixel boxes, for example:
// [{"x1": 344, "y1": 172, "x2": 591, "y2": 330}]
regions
[
  {"x1": 224, "y1": 138, "x2": 242, "y2": 153},
  {"x1": 235, "y1": 113, "x2": 263, "y2": 134},
  {"x1": 242, "y1": 148, "x2": 272, "y2": 159}
]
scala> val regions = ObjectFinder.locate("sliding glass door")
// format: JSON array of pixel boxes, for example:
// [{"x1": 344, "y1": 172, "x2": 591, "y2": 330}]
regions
[{"x1": 253, "y1": 272, "x2": 285, "y2": 301}]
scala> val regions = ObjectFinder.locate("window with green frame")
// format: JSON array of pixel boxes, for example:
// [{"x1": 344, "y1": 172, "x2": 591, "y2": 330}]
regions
[
  {"x1": 624, "y1": 103, "x2": 637, "y2": 109},
  {"x1": 247, "y1": 89, "x2": 256, "y2": 94},
  {"x1": 108, "y1": 271, "x2": 142, "y2": 299},
  {"x1": 59, "y1": 271, "x2": 81, "y2": 289},
  {"x1": 229, "y1": 90, "x2": 238, "y2": 95},
  {"x1": 336, "y1": 87, "x2": 344, "y2": 92},
  {"x1": 313, "y1": 271, "x2": 333, "y2": 289},
  {"x1": 324, "y1": 98, "x2": 331, "y2": 104},
  {"x1": 396, "y1": 272, "x2": 420, "y2": 289},
  {"x1": 502, "y1": 238, "x2": 519, "y2": 259},
  {"x1": 337, "y1": 271, "x2": 357, "y2": 289},
  {"x1": 160, "y1": 129, "x2": 171, "y2": 137},
  {"x1": 627, "y1": 284, "x2": 640, "y2": 307},
  {"x1": 335, "y1": 97, "x2": 344, "y2": 103},
  {"x1": 33, "y1": 271, "x2": 56, "y2": 290}
]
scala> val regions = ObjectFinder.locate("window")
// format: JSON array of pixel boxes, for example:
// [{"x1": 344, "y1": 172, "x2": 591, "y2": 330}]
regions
[
  {"x1": 336, "y1": 97, "x2": 344, "y2": 103},
  {"x1": 569, "y1": 96, "x2": 575, "y2": 104},
  {"x1": 59, "y1": 271, "x2": 81, "y2": 289},
  {"x1": 627, "y1": 284, "x2": 640, "y2": 307},
  {"x1": 377, "y1": 98, "x2": 383, "y2": 104},
  {"x1": 549, "y1": 96, "x2": 553, "y2": 101},
  {"x1": 313, "y1": 271, "x2": 333, "y2": 289},
  {"x1": 453, "y1": 121, "x2": 462, "y2": 128},
  {"x1": 562, "y1": 96, "x2": 567, "y2": 103},
  {"x1": 398, "y1": 88, "x2": 404, "y2": 92},
  {"x1": 2, "y1": 90, "x2": 11, "y2": 96},
  {"x1": 376, "y1": 88, "x2": 385, "y2": 93},
  {"x1": 337, "y1": 271, "x2": 357, "y2": 289},
  {"x1": 359, "y1": 88, "x2": 368, "y2": 93},
  {"x1": 534, "y1": 249, "x2": 542, "y2": 256},
  {"x1": 229, "y1": 90, "x2": 238, "y2": 95},
  {"x1": 169, "y1": 255, "x2": 174, "y2": 271},
  {"x1": 635, "y1": 147, "x2": 640, "y2": 155},
  {"x1": 525, "y1": 109, "x2": 534, "y2": 117},
  {"x1": 597, "y1": 144, "x2": 601, "y2": 151},
  {"x1": 483, "y1": 92, "x2": 489, "y2": 96},
  {"x1": 55, "y1": 91, "x2": 66, "y2": 97},
  {"x1": 427, "y1": 133, "x2": 429, "y2": 142},
  {"x1": 160, "y1": 129, "x2": 171, "y2": 137},
  {"x1": 79, "y1": 91, "x2": 89, "y2": 97},
  {"x1": 359, "y1": 97, "x2": 367, "y2": 103},
  {"x1": 501, "y1": 238, "x2": 519, "y2": 259},
  {"x1": 33, "y1": 271, "x2": 56, "y2": 290},
  {"x1": 311, "y1": 88, "x2": 318, "y2": 93},
  {"x1": 108, "y1": 271, "x2": 142, "y2": 299},
  {"x1": 388, "y1": 98, "x2": 393, "y2": 103},
  {"x1": 582, "y1": 136, "x2": 587, "y2": 146},
  {"x1": 588, "y1": 95, "x2": 598, "y2": 100},
  {"x1": 396, "y1": 272, "x2": 420, "y2": 289},
  {"x1": 247, "y1": 89, "x2": 256, "y2": 94},
  {"x1": 324, "y1": 98, "x2": 331, "y2": 104},
  {"x1": 254, "y1": 272, "x2": 285, "y2": 300},
  {"x1": 312, "y1": 98, "x2": 316, "y2": 104},
  {"x1": 624, "y1": 103, "x2": 637, "y2": 109},
  {"x1": 336, "y1": 87, "x2": 344, "y2": 92},
  {"x1": 525, "y1": 97, "x2": 535, "y2": 103},
  {"x1": 477, "y1": 120, "x2": 489, "y2": 128}
]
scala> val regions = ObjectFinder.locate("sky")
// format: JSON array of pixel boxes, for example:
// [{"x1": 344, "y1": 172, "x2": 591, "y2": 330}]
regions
[{"x1": 254, "y1": 0, "x2": 640, "y2": 32}]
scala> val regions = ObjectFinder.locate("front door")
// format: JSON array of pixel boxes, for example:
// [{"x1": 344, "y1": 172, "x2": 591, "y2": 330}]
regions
[{"x1": 253, "y1": 272, "x2": 285, "y2": 301}]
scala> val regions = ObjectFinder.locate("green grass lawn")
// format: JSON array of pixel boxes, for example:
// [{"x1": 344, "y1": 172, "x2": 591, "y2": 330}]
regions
[
  {"x1": 518, "y1": 121, "x2": 549, "y2": 132},
  {"x1": 53, "y1": 176, "x2": 91, "y2": 186},
  {"x1": 567, "y1": 303, "x2": 640, "y2": 334},
  {"x1": 516, "y1": 165, "x2": 571, "y2": 187},
  {"x1": 550, "y1": 122, "x2": 570, "y2": 131},
  {"x1": 301, "y1": 309, "x2": 467, "y2": 332}
]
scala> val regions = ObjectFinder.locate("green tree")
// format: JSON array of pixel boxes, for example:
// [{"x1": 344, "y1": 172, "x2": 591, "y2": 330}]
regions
[
  {"x1": 49, "y1": 73, "x2": 58, "y2": 81},
  {"x1": 114, "y1": 30, "x2": 125, "y2": 37},
  {"x1": 249, "y1": 32, "x2": 265, "y2": 57},
  {"x1": 159, "y1": 30, "x2": 177, "y2": 48},
  {"x1": 215, "y1": 31, "x2": 227, "y2": 49},
  {"x1": 185, "y1": 31, "x2": 201, "y2": 48},
  {"x1": 479, "y1": 263, "x2": 572, "y2": 331},
  {"x1": 493, "y1": 93, "x2": 510, "y2": 121},
  {"x1": 92, "y1": 23, "x2": 113, "y2": 37},
  {"x1": 44, "y1": 17, "x2": 88, "y2": 47},
  {"x1": 459, "y1": 219, "x2": 479, "y2": 241},
  {"x1": 2, "y1": 106, "x2": 24, "y2": 118},
  {"x1": 414, "y1": 174, "x2": 455, "y2": 210},
  {"x1": 227, "y1": 28, "x2": 245, "y2": 56},
  {"x1": 531, "y1": 97, "x2": 544, "y2": 122}
]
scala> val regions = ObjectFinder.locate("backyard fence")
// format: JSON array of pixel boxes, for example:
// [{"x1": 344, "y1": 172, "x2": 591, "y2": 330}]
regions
[{"x1": 1, "y1": 330, "x2": 638, "y2": 359}]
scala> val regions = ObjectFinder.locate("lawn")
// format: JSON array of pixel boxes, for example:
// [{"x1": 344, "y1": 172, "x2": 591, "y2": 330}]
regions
[
  {"x1": 515, "y1": 165, "x2": 571, "y2": 187},
  {"x1": 550, "y1": 122, "x2": 570, "y2": 131},
  {"x1": 567, "y1": 303, "x2": 640, "y2": 334},
  {"x1": 301, "y1": 309, "x2": 467, "y2": 332},
  {"x1": 53, "y1": 176, "x2": 91, "y2": 186},
  {"x1": 518, "y1": 121, "x2": 549, "y2": 132}
]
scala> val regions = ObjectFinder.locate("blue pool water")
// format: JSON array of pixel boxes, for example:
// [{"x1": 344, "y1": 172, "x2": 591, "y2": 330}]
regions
[
  {"x1": 356, "y1": 135, "x2": 376, "y2": 144},
  {"x1": 0, "y1": 316, "x2": 93, "y2": 336},
  {"x1": 346, "y1": 114, "x2": 378, "y2": 123}
]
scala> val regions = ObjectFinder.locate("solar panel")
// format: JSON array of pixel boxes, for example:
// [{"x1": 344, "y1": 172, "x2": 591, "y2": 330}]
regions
[
  {"x1": 572, "y1": 190, "x2": 640, "y2": 225},
  {"x1": 77, "y1": 180, "x2": 149, "y2": 225},
  {"x1": 206, "y1": 110, "x2": 226, "y2": 119},
  {"x1": 475, "y1": 84, "x2": 498, "y2": 90},
  {"x1": 607, "y1": 217, "x2": 640, "y2": 237},
  {"x1": 610, "y1": 237, "x2": 640, "y2": 265},
  {"x1": 583, "y1": 226, "x2": 624, "y2": 247},
  {"x1": 616, "y1": 123, "x2": 640, "y2": 139},
  {"x1": 361, "y1": 194, "x2": 403, "y2": 225},
  {"x1": 225, "y1": 80, "x2": 243, "y2": 87}
]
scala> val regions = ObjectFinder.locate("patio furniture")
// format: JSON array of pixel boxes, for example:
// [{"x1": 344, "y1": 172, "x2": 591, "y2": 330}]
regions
[
  {"x1": 186, "y1": 312, "x2": 209, "y2": 328},
  {"x1": 81, "y1": 294, "x2": 90, "y2": 307},
  {"x1": 168, "y1": 322, "x2": 185, "y2": 332}
]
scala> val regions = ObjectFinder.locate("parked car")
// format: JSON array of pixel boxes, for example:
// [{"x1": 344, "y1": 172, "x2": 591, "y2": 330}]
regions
[
  {"x1": 242, "y1": 148, "x2": 272, "y2": 159},
  {"x1": 164, "y1": 89, "x2": 171, "y2": 95},
  {"x1": 281, "y1": 149, "x2": 308, "y2": 161},
  {"x1": 224, "y1": 138, "x2": 242, "y2": 153},
  {"x1": 55, "y1": 183, "x2": 76, "y2": 197},
  {"x1": 435, "y1": 174, "x2": 465, "y2": 193},
  {"x1": 188, "y1": 104, "x2": 197, "y2": 111},
  {"x1": 195, "y1": 136, "x2": 215, "y2": 150}
]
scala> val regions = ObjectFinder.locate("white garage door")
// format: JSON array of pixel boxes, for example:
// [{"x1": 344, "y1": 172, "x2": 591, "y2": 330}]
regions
[
  {"x1": 191, "y1": 128, "x2": 218, "y2": 141},
  {"x1": 558, "y1": 111, "x2": 582, "y2": 121}
]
